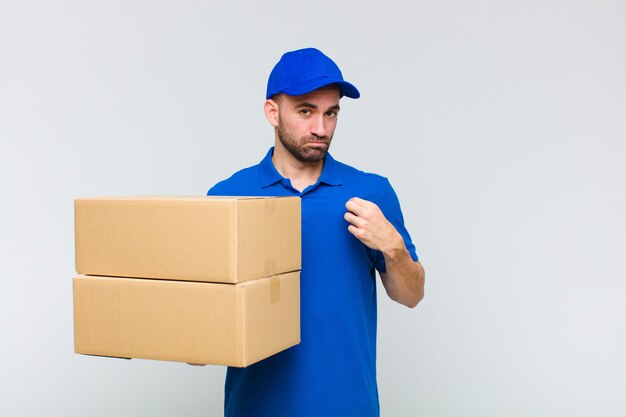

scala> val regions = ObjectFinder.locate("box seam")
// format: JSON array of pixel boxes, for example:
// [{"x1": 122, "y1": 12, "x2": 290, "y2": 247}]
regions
[
  {"x1": 236, "y1": 284, "x2": 246, "y2": 366},
  {"x1": 233, "y1": 200, "x2": 239, "y2": 282}
]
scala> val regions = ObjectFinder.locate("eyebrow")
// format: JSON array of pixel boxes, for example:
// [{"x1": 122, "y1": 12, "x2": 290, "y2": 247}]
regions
[{"x1": 295, "y1": 102, "x2": 341, "y2": 112}]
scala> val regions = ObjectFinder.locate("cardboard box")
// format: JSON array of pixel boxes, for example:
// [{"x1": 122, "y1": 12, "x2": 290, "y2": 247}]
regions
[
  {"x1": 75, "y1": 196, "x2": 301, "y2": 283},
  {"x1": 73, "y1": 272, "x2": 300, "y2": 367}
]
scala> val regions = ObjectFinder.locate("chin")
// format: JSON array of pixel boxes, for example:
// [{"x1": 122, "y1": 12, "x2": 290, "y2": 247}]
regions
[{"x1": 297, "y1": 150, "x2": 327, "y2": 163}]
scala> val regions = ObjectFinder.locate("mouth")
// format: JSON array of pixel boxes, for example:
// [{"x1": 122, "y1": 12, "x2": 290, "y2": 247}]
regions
[{"x1": 306, "y1": 139, "x2": 329, "y2": 147}]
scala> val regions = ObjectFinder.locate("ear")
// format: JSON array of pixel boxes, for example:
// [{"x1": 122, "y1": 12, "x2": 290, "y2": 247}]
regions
[{"x1": 264, "y1": 99, "x2": 279, "y2": 128}]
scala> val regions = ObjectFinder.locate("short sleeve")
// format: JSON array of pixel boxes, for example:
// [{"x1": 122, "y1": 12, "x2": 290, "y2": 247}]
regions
[{"x1": 371, "y1": 178, "x2": 419, "y2": 273}]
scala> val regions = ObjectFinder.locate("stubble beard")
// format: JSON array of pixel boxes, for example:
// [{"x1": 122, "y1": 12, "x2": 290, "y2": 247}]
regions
[{"x1": 277, "y1": 119, "x2": 333, "y2": 163}]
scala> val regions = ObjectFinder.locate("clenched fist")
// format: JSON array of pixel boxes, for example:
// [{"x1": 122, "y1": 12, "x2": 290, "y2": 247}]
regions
[{"x1": 344, "y1": 197, "x2": 405, "y2": 255}]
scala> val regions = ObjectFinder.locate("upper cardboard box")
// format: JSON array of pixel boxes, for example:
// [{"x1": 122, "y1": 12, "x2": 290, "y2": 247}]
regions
[{"x1": 75, "y1": 196, "x2": 301, "y2": 283}]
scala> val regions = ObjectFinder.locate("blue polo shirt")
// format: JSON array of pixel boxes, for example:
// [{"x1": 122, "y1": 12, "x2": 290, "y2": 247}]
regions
[{"x1": 208, "y1": 147, "x2": 418, "y2": 417}]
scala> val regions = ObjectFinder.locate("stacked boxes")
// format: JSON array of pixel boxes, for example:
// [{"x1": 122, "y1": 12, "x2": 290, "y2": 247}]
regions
[{"x1": 73, "y1": 196, "x2": 301, "y2": 367}]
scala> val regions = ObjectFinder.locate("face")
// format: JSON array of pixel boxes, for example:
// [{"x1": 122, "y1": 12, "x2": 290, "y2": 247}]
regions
[{"x1": 272, "y1": 86, "x2": 341, "y2": 163}]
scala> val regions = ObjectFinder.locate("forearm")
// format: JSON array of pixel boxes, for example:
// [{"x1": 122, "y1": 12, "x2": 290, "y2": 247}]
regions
[
  {"x1": 381, "y1": 241, "x2": 425, "y2": 308},
  {"x1": 343, "y1": 196, "x2": 425, "y2": 307}
]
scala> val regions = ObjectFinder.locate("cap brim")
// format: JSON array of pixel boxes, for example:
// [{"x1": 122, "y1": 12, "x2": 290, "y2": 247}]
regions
[{"x1": 282, "y1": 78, "x2": 360, "y2": 99}]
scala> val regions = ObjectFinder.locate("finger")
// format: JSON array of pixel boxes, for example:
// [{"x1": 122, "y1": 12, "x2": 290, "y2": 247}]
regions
[
  {"x1": 347, "y1": 224, "x2": 362, "y2": 239},
  {"x1": 344, "y1": 211, "x2": 365, "y2": 227},
  {"x1": 350, "y1": 197, "x2": 376, "y2": 207},
  {"x1": 348, "y1": 197, "x2": 380, "y2": 215},
  {"x1": 345, "y1": 199, "x2": 367, "y2": 215},
  {"x1": 348, "y1": 197, "x2": 369, "y2": 208}
]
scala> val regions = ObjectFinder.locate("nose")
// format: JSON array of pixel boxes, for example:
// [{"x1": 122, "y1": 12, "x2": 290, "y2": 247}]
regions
[{"x1": 310, "y1": 115, "x2": 327, "y2": 138}]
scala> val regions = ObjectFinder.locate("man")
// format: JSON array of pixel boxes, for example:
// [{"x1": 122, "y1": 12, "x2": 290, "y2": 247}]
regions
[{"x1": 207, "y1": 47, "x2": 425, "y2": 417}]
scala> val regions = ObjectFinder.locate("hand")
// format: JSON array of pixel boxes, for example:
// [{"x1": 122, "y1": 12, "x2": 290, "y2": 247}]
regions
[{"x1": 344, "y1": 197, "x2": 404, "y2": 254}]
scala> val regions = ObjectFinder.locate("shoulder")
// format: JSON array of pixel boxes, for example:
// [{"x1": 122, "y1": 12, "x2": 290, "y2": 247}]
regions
[
  {"x1": 335, "y1": 159, "x2": 393, "y2": 192},
  {"x1": 207, "y1": 164, "x2": 259, "y2": 195},
  {"x1": 331, "y1": 158, "x2": 403, "y2": 212}
]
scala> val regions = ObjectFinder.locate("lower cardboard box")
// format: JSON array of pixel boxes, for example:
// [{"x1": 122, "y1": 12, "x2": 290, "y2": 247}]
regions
[{"x1": 73, "y1": 271, "x2": 300, "y2": 367}]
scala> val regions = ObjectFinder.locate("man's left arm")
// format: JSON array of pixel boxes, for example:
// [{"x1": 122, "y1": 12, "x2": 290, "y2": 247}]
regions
[{"x1": 344, "y1": 197, "x2": 425, "y2": 308}]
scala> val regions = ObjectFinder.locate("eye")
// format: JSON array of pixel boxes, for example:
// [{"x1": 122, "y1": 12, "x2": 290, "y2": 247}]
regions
[
  {"x1": 299, "y1": 109, "x2": 311, "y2": 116},
  {"x1": 325, "y1": 111, "x2": 338, "y2": 118}
]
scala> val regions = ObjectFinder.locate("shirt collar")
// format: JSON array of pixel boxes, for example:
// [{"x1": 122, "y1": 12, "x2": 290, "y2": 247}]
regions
[
  {"x1": 318, "y1": 152, "x2": 342, "y2": 186},
  {"x1": 258, "y1": 148, "x2": 283, "y2": 188},
  {"x1": 258, "y1": 147, "x2": 343, "y2": 188}
]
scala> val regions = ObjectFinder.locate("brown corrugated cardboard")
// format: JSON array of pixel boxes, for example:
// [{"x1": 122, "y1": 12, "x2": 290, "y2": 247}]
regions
[
  {"x1": 73, "y1": 272, "x2": 300, "y2": 367},
  {"x1": 75, "y1": 196, "x2": 301, "y2": 283}
]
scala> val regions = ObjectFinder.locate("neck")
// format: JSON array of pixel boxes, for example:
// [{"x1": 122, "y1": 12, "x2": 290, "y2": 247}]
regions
[{"x1": 272, "y1": 141, "x2": 324, "y2": 192}]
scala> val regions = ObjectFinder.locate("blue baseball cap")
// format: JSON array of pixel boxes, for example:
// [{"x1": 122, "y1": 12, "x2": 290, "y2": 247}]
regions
[{"x1": 266, "y1": 48, "x2": 360, "y2": 100}]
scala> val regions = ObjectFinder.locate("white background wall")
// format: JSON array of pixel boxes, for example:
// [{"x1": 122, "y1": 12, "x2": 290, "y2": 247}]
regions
[{"x1": 1, "y1": 1, "x2": 625, "y2": 416}]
